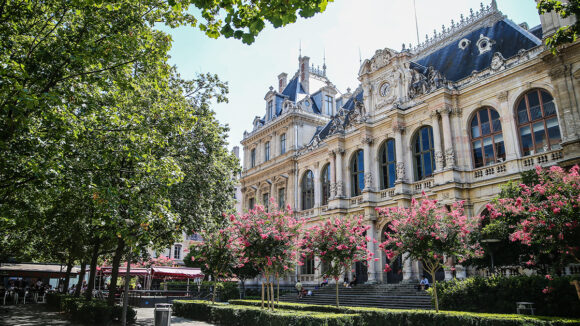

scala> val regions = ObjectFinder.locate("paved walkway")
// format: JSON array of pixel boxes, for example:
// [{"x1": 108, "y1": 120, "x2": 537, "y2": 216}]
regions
[{"x1": 0, "y1": 304, "x2": 213, "y2": 326}]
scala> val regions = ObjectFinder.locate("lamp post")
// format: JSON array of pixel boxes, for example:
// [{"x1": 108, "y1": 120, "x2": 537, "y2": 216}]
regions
[{"x1": 481, "y1": 239, "x2": 500, "y2": 275}]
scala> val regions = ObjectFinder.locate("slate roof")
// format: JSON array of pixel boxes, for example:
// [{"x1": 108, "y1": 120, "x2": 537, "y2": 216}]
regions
[
  {"x1": 529, "y1": 24, "x2": 543, "y2": 40},
  {"x1": 414, "y1": 19, "x2": 541, "y2": 82},
  {"x1": 281, "y1": 76, "x2": 306, "y2": 102}
]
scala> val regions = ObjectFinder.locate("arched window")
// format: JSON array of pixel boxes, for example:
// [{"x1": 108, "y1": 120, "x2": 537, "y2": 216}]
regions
[
  {"x1": 351, "y1": 150, "x2": 364, "y2": 196},
  {"x1": 470, "y1": 107, "x2": 505, "y2": 168},
  {"x1": 301, "y1": 170, "x2": 314, "y2": 210},
  {"x1": 321, "y1": 164, "x2": 331, "y2": 205},
  {"x1": 379, "y1": 139, "x2": 397, "y2": 189},
  {"x1": 516, "y1": 89, "x2": 561, "y2": 156},
  {"x1": 413, "y1": 126, "x2": 435, "y2": 181}
]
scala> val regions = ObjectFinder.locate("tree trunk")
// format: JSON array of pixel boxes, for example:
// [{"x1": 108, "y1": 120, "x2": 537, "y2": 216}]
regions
[
  {"x1": 121, "y1": 248, "x2": 132, "y2": 326},
  {"x1": 212, "y1": 280, "x2": 217, "y2": 304},
  {"x1": 240, "y1": 280, "x2": 245, "y2": 299},
  {"x1": 74, "y1": 261, "x2": 87, "y2": 297},
  {"x1": 261, "y1": 281, "x2": 265, "y2": 309},
  {"x1": 430, "y1": 270, "x2": 439, "y2": 313},
  {"x1": 336, "y1": 280, "x2": 340, "y2": 308},
  {"x1": 269, "y1": 282, "x2": 275, "y2": 310},
  {"x1": 62, "y1": 261, "x2": 73, "y2": 294},
  {"x1": 85, "y1": 243, "x2": 100, "y2": 300},
  {"x1": 276, "y1": 276, "x2": 280, "y2": 304},
  {"x1": 107, "y1": 238, "x2": 125, "y2": 306}
]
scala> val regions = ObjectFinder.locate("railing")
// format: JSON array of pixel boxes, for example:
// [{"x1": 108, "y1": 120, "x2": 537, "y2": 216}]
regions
[
  {"x1": 566, "y1": 264, "x2": 580, "y2": 275},
  {"x1": 298, "y1": 209, "x2": 315, "y2": 218},
  {"x1": 350, "y1": 196, "x2": 363, "y2": 206},
  {"x1": 412, "y1": 178, "x2": 433, "y2": 194},
  {"x1": 521, "y1": 149, "x2": 563, "y2": 168},
  {"x1": 379, "y1": 189, "x2": 395, "y2": 199},
  {"x1": 473, "y1": 163, "x2": 507, "y2": 180}
]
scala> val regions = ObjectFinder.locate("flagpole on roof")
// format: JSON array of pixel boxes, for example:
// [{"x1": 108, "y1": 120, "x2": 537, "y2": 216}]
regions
[{"x1": 413, "y1": 0, "x2": 420, "y2": 45}]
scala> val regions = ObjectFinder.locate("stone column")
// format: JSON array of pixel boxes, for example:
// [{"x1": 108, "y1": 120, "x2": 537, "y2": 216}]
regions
[
  {"x1": 431, "y1": 111, "x2": 444, "y2": 171},
  {"x1": 497, "y1": 91, "x2": 519, "y2": 160},
  {"x1": 440, "y1": 107, "x2": 455, "y2": 168},
  {"x1": 366, "y1": 223, "x2": 377, "y2": 283},
  {"x1": 362, "y1": 137, "x2": 374, "y2": 191},
  {"x1": 314, "y1": 165, "x2": 321, "y2": 207},
  {"x1": 394, "y1": 126, "x2": 406, "y2": 182},
  {"x1": 329, "y1": 151, "x2": 336, "y2": 199},
  {"x1": 335, "y1": 149, "x2": 345, "y2": 198},
  {"x1": 269, "y1": 180, "x2": 275, "y2": 208},
  {"x1": 402, "y1": 253, "x2": 413, "y2": 282}
]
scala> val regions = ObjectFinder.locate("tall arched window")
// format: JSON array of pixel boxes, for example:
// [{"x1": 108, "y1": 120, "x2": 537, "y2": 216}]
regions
[
  {"x1": 413, "y1": 126, "x2": 435, "y2": 181},
  {"x1": 321, "y1": 164, "x2": 331, "y2": 205},
  {"x1": 470, "y1": 107, "x2": 505, "y2": 168},
  {"x1": 301, "y1": 170, "x2": 314, "y2": 210},
  {"x1": 351, "y1": 150, "x2": 364, "y2": 196},
  {"x1": 379, "y1": 139, "x2": 397, "y2": 189},
  {"x1": 516, "y1": 89, "x2": 561, "y2": 156}
]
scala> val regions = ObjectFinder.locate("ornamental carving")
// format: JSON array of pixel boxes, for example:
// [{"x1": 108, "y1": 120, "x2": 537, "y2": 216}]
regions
[
  {"x1": 369, "y1": 48, "x2": 397, "y2": 72},
  {"x1": 396, "y1": 162, "x2": 406, "y2": 182},
  {"x1": 336, "y1": 181, "x2": 344, "y2": 198},
  {"x1": 330, "y1": 182, "x2": 337, "y2": 199},
  {"x1": 490, "y1": 52, "x2": 505, "y2": 71},
  {"x1": 364, "y1": 172, "x2": 373, "y2": 190},
  {"x1": 445, "y1": 148, "x2": 455, "y2": 167},
  {"x1": 435, "y1": 150, "x2": 445, "y2": 170},
  {"x1": 408, "y1": 66, "x2": 450, "y2": 99}
]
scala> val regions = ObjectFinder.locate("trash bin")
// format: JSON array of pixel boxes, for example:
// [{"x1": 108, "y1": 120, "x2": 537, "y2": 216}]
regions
[{"x1": 154, "y1": 303, "x2": 172, "y2": 326}]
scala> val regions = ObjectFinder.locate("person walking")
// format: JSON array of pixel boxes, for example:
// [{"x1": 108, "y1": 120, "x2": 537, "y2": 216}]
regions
[{"x1": 295, "y1": 281, "x2": 303, "y2": 299}]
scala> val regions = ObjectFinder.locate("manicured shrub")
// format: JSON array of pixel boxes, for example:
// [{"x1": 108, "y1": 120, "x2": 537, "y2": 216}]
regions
[
  {"x1": 436, "y1": 275, "x2": 580, "y2": 318},
  {"x1": 174, "y1": 300, "x2": 580, "y2": 326},
  {"x1": 45, "y1": 294, "x2": 136, "y2": 324}
]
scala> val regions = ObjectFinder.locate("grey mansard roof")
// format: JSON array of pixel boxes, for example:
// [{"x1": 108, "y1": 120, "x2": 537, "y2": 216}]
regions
[{"x1": 414, "y1": 19, "x2": 541, "y2": 82}]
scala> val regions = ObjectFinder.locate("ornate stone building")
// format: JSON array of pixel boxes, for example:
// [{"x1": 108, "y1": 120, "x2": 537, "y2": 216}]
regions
[{"x1": 240, "y1": 1, "x2": 580, "y2": 285}]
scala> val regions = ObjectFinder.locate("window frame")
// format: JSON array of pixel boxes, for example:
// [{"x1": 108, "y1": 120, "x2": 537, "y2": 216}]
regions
[
  {"x1": 413, "y1": 126, "x2": 436, "y2": 181},
  {"x1": 301, "y1": 170, "x2": 315, "y2": 210},
  {"x1": 280, "y1": 133, "x2": 286, "y2": 154},
  {"x1": 267, "y1": 100, "x2": 273, "y2": 120},
  {"x1": 379, "y1": 139, "x2": 397, "y2": 190},
  {"x1": 469, "y1": 107, "x2": 505, "y2": 168},
  {"x1": 516, "y1": 89, "x2": 561, "y2": 156},
  {"x1": 250, "y1": 148, "x2": 256, "y2": 168},
  {"x1": 351, "y1": 149, "x2": 365, "y2": 196},
  {"x1": 278, "y1": 187, "x2": 285, "y2": 209},
  {"x1": 321, "y1": 164, "x2": 331, "y2": 205},
  {"x1": 325, "y1": 95, "x2": 333, "y2": 115},
  {"x1": 173, "y1": 244, "x2": 182, "y2": 260},
  {"x1": 265, "y1": 141, "x2": 270, "y2": 161}
]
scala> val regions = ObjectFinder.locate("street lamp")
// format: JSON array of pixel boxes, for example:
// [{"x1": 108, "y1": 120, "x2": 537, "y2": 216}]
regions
[{"x1": 481, "y1": 239, "x2": 500, "y2": 275}]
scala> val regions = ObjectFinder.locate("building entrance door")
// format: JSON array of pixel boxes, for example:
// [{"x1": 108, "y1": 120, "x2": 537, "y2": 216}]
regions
[{"x1": 355, "y1": 261, "x2": 368, "y2": 284}]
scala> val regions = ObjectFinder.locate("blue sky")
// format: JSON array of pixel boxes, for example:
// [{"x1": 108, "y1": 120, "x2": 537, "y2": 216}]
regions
[{"x1": 160, "y1": 0, "x2": 541, "y2": 151}]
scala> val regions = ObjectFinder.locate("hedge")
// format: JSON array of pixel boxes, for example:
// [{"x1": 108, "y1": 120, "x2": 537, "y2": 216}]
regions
[
  {"x1": 174, "y1": 300, "x2": 580, "y2": 326},
  {"x1": 435, "y1": 275, "x2": 580, "y2": 318},
  {"x1": 45, "y1": 292, "x2": 136, "y2": 324},
  {"x1": 161, "y1": 280, "x2": 239, "y2": 301}
]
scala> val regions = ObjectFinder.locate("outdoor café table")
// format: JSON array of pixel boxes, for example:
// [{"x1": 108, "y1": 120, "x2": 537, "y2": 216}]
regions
[{"x1": 516, "y1": 302, "x2": 535, "y2": 315}]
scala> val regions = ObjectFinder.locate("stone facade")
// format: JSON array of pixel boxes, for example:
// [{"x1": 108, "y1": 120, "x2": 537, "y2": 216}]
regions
[{"x1": 239, "y1": 1, "x2": 580, "y2": 285}]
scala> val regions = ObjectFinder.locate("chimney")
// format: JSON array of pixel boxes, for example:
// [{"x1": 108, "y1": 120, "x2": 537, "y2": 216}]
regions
[
  {"x1": 232, "y1": 146, "x2": 240, "y2": 159},
  {"x1": 278, "y1": 73, "x2": 288, "y2": 93},
  {"x1": 299, "y1": 56, "x2": 310, "y2": 94},
  {"x1": 536, "y1": 0, "x2": 576, "y2": 38}
]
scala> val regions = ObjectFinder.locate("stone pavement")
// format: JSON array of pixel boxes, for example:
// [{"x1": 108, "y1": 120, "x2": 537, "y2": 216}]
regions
[{"x1": 0, "y1": 303, "x2": 213, "y2": 326}]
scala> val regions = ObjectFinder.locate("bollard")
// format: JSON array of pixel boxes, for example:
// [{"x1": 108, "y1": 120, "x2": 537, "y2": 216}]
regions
[{"x1": 154, "y1": 303, "x2": 172, "y2": 326}]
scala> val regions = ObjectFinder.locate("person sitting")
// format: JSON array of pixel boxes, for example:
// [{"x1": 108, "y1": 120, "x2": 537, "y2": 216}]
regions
[
  {"x1": 343, "y1": 276, "x2": 349, "y2": 288},
  {"x1": 301, "y1": 288, "x2": 308, "y2": 297},
  {"x1": 349, "y1": 275, "x2": 357, "y2": 288},
  {"x1": 418, "y1": 277, "x2": 430, "y2": 291},
  {"x1": 306, "y1": 289, "x2": 313, "y2": 296},
  {"x1": 320, "y1": 277, "x2": 328, "y2": 288}
]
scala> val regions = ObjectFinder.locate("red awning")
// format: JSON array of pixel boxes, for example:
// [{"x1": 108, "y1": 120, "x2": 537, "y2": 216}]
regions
[
  {"x1": 151, "y1": 267, "x2": 203, "y2": 279},
  {"x1": 100, "y1": 267, "x2": 149, "y2": 276}
]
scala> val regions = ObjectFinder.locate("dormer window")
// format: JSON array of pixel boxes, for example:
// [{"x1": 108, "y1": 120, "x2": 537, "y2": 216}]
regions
[
  {"x1": 458, "y1": 38, "x2": 471, "y2": 50},
  {"x1": 476, "y1": 34, "x2": 494, "y2": 55},
  {"x1": 325, "y1": 95, "x2": 333, "y2": 115},
  {"x1": 267, "y1": 100, "x2": 273, "y2": 120}
]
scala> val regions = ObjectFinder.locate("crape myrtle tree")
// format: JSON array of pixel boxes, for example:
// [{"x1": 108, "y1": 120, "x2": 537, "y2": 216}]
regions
[
  {"x1": 376, "y1": 196, "x2": 483, "y2": 312},
  {"x1": 302, "y1": 216, "x2": 372, "y2": 308},
  {"x1": 230, "y1": 202, "x2": 303, "y2": 310},
  {"x1": 486, "y1": 165, "x2": 580, "y2": 276},
  {"x1": 189, "y1": 227, "x2": 242, "y2": 304}
]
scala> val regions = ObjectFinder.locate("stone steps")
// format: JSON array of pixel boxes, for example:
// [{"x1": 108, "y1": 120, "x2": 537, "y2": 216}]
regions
[{"x1": 279, "y1": 283, "x2": 433, "y2": 310}]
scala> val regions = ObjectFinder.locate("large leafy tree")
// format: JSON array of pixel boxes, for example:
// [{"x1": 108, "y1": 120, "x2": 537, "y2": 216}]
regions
[{"x1": 537, "y1": 0, "x2": 580, "y2": 53}]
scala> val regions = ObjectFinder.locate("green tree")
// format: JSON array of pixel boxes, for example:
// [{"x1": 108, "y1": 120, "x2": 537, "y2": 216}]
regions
[{"x1": 537, "y1": 0, "x2": 580, "y2": 53}]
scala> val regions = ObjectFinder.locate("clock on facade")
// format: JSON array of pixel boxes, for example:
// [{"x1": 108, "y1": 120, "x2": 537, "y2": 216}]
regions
[{"x1": 379, "y1": 82, "x2": 391, "y2": 97}]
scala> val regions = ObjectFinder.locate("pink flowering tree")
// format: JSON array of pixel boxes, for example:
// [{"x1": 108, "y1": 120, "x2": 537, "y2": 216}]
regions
[
  {"x1": 302, "y1": 216, "x2": 372, "y2": 308},
  {"x1": 377, "y1": 197, "x2": 483, "y2": 312},
  {"x1": 229, "y1": 201, "x2": 303, "y2": 310},
  {"x1": 189, "y1": 227, "x2": 241, "y2": 303},
  {"x1": 487, "y1": 165, "x2": 580, "y2": 267}
]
